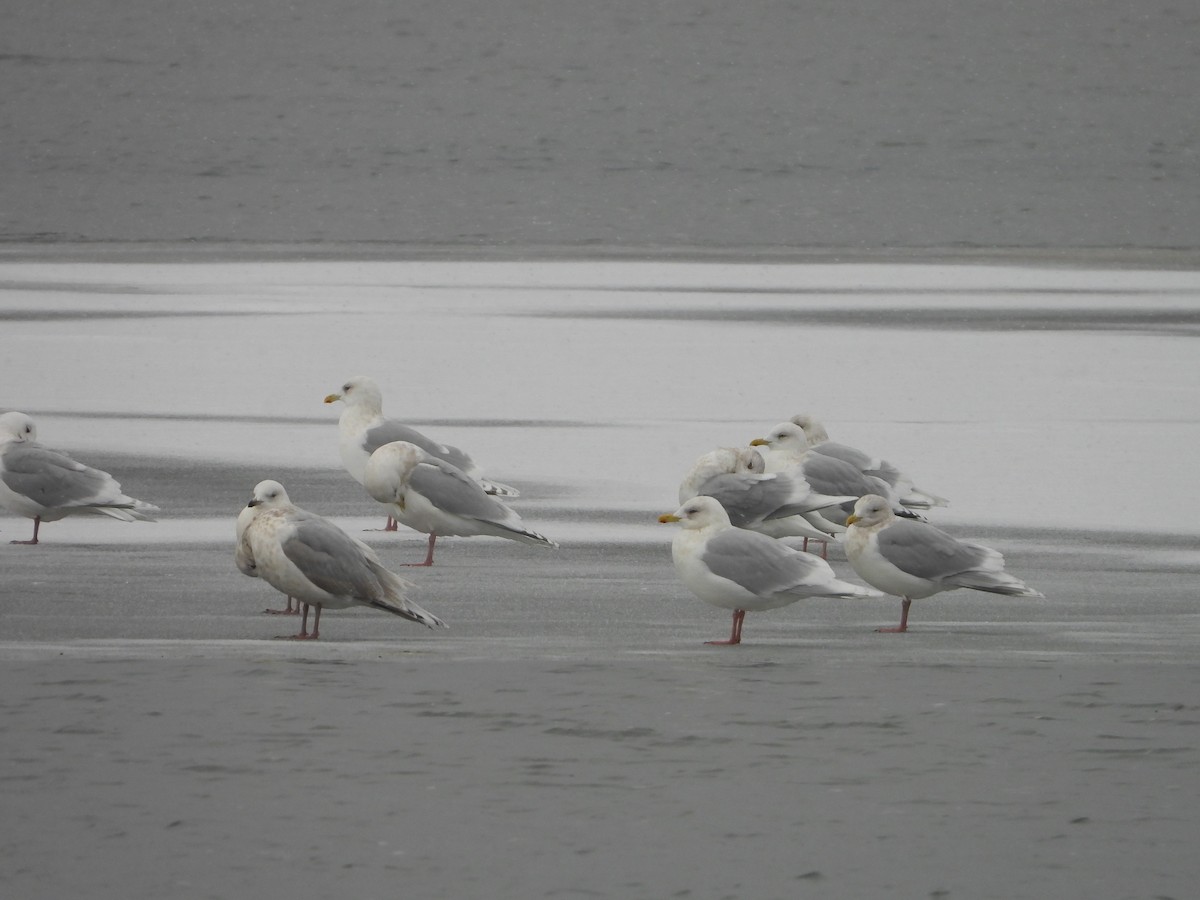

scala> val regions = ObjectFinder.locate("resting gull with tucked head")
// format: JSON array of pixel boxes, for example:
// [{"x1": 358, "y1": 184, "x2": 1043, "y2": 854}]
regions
[
  {"x1": 0, "y1": 411, "x2": 157, "y2": 545},
  {"x1": 659, "y1": 496, "x2": 880, "y2": 645},
  {"x1": 790, "y1": 414, "x2": 948, "y2": 510},
  {"x1": 844, "y1": 494, "x2": 1043, "y2": 633},
  {"x1": 363, "y1": 441, "x2": 557, "y2": 567},
  {"x1": 677, "y1": 446, "x2": 846, "y2": 551},
  {"x1": 325, "y1": 375, "x2": 518, "y2": 530}
]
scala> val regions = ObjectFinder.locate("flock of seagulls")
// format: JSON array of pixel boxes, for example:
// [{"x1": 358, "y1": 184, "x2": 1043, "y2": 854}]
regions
[
  {"x1": 0, "y1": 392, "x2": 1044, "y2": 643},
  {"x1": 1, "y1": 377, "x2": 558, "y2": 640},
  {"x1": 662, "y1": 417, "x2": 1043, "y2": 641}
]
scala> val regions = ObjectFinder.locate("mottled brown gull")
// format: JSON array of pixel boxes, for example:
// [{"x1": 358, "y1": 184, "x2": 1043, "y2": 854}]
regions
[{"x1": 236, "y1": 479, "x2": 447, "y2": 639}]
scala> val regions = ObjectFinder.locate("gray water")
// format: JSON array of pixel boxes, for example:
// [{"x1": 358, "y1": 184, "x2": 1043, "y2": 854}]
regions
[{"x1": 3, "y1": 0, "x2": 1198, "y2": 252}]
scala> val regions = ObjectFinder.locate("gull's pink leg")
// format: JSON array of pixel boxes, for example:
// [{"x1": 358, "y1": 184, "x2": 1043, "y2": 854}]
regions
[
  {"x1": 401, "y1": 533, "x2": 437, "y2": 567},
  {"x1": 10, "y1": 516, "x2": 41, "y2": 545},
  {"x1": 280, "y1": 603, "x2": 321, "y2": 640},
  {"x1": 264, "y1": 595, "x2": 300, "y2": 615},
  {"x1": 876, "y1": 597, "x2": 911, "y2": 633},
  {"x1": 706, "y1": 609, "x2": 745, "y2": 645},
  {"x1": 384, "y1": 516, "x2": 398, "y2": 532}
]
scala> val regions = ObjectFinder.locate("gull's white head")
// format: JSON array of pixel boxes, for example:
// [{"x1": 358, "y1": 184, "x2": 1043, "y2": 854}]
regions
[
  {"x1": 0, "y1": 411, "x2": 36, "y2": 444},
  {"x1": 324, "y1": 375, "x2": 382, "y2": 411},
  {"x1": 247, "y1": 479, "x2": 292, "y2": 510},
  {"x1": 659, "y1": 495, "x2": 733, "y2": 530},
  {"x1": 845, "y1": 493, "x2": 894, "y2": 529},
  {"x1": 750, "y1": 421, "x2": 810, "y2": 455},
  {"x1": 363, "y1": 440, "x2": 426, "y2": 504},
  {"x1": 788, "y1": 414, "x2": 830, "y2": 444}
]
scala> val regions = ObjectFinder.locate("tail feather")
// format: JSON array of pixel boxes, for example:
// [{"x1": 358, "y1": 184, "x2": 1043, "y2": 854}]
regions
[
  {"x1": 366, "y1": 559, "x2": 448, "y2": 629},
  {"x1": 90, "y1": 500, "x2": 159, "y2": 522},
  {"x1": 481, "y1": 480, "x2": 520, "y2": 498},
  {"x1": 368, "y1": 597, "x2": 448, "y2": 629},
  {"x1": 492, "y1": 521, "x2": 558, "y2": 549},
  {"x1": 899, "y1": 487, "x2": 950, "y2": 510},
  {"x1": 948, "y1": 570, "x2": 1044, "y2": 597},
  {"x1": 828, "y1": 581, "x2": 884, "y2": 600}
]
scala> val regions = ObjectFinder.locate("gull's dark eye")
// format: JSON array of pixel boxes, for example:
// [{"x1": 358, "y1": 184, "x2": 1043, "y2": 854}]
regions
[{"x1": 343, "y1": 383, "x2": 352, "y2": 392}]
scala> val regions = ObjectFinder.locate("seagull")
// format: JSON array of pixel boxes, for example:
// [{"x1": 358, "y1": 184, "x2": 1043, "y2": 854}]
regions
[
  {"x1": 236, "y1": 480, "x2": 447, "y2": 639},
  {"x1": 677, "y1": 446, "x2": 848, "y2": 551},
  {"x1": 659, "y1": 496, "x2": 880, "y2": 645},
  {"x1": 325, "y1": 375, "x2": 517, "y2": 520},
  {"x1": 751, "y1": 422, "x2": 921, "y2": 540},
  {"x1": 363, "y1": 441, "x2": 558, "y2": 567},
  {"x1": 790, "y1": 414, "x2": 948, "y2": 509},
  {"x1": 0, "y1": 411, "x2": 158, "y2": 545},
  {"x1": 844, "y1": 494, "x2": 1044, "y2": 633}
]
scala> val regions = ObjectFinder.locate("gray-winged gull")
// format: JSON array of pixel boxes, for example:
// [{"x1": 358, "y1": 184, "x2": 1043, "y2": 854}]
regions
[
  {"x1": 751, "y1": 422, "x2": 922, "y2": 538},
  {"x1": 0, "y1": 411, "x2": 158, "y2": 544},
  {"x1": 659, "y1": 496, "x2": 880, "y2": 645},
  {"x1": 237, "y1": 479, "x2": 447, "y2": 639},
  {"x1": 363, "y1": 441, "x2": 557, "y2": 567},
  {"x1": 677, "y1": 446, "x2": 847, "y2": 552},
  {"x1": 325, "y1": 375, "x2": 518, "y2": 530},
  {"x1": 844, "y1": 494, "x2": 1043, "y2": 633},
  {"x1": 790, "y1": 414, "x2": 948, "y2": 510}
]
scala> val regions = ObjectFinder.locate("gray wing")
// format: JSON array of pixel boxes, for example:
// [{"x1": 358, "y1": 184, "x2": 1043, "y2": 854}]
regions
[
  {"x1": 281, "y1": 512, "x2": 384, "y2": 601},
  {"x1": 812, "y1": 441, "x2": 874, "y2": 471},
  {"x1": 875, "y1": 519, "x2": 991, "y2": 580},
  {"x1": 697, "y1": 473, "x2": 805, "y2": 527},
  {"x1": 815, "y1": 442, "x2": 901, "y2": 484},
  {"x1": 1, "y1": 442, "x2": 120, "y2": 507},
  {"x1": 361, "y1": 420, "x2": 473, "y2": 471},
  {"x1": 701, "y1": 528, "x2": 822, "y2": 596},
  {"x1": 798, "y1": 453, "x2": 876, "y2": 498},
  {"x1": 408, "y1": 459, "x2": 507, "y2": 521}
]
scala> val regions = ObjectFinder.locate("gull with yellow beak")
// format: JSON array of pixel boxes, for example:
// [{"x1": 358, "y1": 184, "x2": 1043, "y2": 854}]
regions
[
  {"x1": 659, "y1": 496, "x2": 880, "y2": 645},
  {"x1": 844, "y1": 494, "x2": 1043, "y2": 633}
]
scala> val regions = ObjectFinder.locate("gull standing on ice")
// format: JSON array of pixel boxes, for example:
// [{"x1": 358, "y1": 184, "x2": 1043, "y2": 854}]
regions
[
  {"x1": 0, "y1": 411, "x2": 158, "y2": 544},
  {"x1": 659, "y1": 496, "x2": 880, "y2": 645},
  {"x1": 790, "y1": 414, "x2": 948, "y2": 510},
  {"x1": 237, "y1": 480, "x2": 447, "y2": 639},
  {"x1": 363, "y1": 441, "x2": 558, "y2": 567},
  {"x1": 325, "y1": 376, "x2": 518, "y2": 530},
  {"x1": 844, "y1": 494, "x2": 1043, "y2": 633}
]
